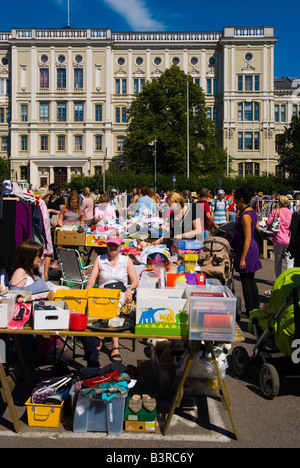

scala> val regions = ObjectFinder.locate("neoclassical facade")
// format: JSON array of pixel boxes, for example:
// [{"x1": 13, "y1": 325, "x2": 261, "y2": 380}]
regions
[{"x1": 0, "y1": 26, "x2": 299, "y2": 188}]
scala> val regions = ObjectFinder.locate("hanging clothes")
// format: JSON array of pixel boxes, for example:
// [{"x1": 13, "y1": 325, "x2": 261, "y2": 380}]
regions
[
  {"x1": 0, "y1": 199, "x2": 17, "y2": 269},
  {"x1": 15, "y1": 200, "x2": 33, "y2": 248}
]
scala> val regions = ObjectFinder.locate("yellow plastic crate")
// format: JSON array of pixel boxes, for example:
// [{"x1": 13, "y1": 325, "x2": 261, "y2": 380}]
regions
[
  {"x1": 25, "y1": 397, "x2": 64, "y2": 428},
  {"x1": 53, "y1": 289, "x2": 88, "y2": 314},
  {"x1": 87, "y1": 288, "x2": 121, "y2": 319}
]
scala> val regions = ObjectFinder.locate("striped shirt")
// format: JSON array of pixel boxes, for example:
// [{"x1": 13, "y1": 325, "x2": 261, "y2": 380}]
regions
[{"x1": 213, "y1": 199, "x2": 229, "y2": 225}]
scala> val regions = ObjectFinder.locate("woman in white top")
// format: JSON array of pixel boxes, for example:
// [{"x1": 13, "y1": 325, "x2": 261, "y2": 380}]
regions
[{"x1": 84, "y1": 237, "x2": 139, "y2": 364}]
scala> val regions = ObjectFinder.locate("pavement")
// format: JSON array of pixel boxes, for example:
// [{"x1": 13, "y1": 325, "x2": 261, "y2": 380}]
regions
[{"x1": 1, "y1": 255, "x2": 300, "y2": 448}]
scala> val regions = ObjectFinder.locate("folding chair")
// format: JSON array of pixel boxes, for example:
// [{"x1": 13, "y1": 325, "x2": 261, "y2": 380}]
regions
[{"x1": 57, "y1": 247, "x2": 93, "y2": 289}]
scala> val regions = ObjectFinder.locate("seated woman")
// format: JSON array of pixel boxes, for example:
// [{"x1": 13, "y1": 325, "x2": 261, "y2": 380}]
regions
[
  {"x1": 94, "y1": 193, "x2": 116, "y2": 223},
  {"x1": 82, "y1": 237, "x2": 139, "y2": 366},
  {"x1": 10, "y1": 240, "x2": 50, "y2": 294},
  {"x1": 57, "y1": 191, "x2": 84, "y2": 227}
]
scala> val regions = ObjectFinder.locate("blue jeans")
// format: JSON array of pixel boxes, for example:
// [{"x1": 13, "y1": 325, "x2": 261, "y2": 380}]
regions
[
  {"x1": 229, "y1": 211, "x2": 236, "y2": 223},
  {"x1": 81, "y1": 337, "x2": 99, "y2": 366}
]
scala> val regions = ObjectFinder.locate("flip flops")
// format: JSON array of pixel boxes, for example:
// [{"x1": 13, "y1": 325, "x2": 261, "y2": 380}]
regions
[{"x1": 128, "y1": 394, "x2": 156, "y2": 414}]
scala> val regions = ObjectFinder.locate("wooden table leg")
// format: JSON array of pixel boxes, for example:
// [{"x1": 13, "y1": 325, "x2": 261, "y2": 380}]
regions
[
  {"x1": 162, "y1": 341, "x2": 199, "y2": 436},
  {"x1": 0, "y1": 358, "x2": 20, "y2": 433}
]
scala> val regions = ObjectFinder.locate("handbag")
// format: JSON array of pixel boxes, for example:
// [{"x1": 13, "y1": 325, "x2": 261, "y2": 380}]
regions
[{"x1": 270, "y1": 209, "x2": 281, "y2": 233}]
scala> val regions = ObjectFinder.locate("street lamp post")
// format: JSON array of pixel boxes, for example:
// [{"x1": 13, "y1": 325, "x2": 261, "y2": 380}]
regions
[
  {"x1": 154, "y1": 136, "x2": 157, "y2": 193},
  {"x1": 187, "y1": 80, "x2": 190, "y2": 179}
]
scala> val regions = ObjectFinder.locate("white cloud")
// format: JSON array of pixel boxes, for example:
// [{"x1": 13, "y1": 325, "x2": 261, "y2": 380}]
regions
[{"x1": 102, "y1": 0, "x2": 166, "y2": 30}]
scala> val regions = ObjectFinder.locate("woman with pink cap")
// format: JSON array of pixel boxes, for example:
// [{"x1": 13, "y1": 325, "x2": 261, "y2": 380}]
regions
[{"x1": 83, "y1": 237, "x2": 139, "y2": 365}]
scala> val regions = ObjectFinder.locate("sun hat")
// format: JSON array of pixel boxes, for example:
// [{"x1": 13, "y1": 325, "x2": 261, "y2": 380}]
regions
[
  {"x1": 217, "y1": 189, "x2": 225, "y2": 195},
  {"x1": 106, "y1": 237, "x2": 122, "y2": 245},
  {"x1": 37, "y1": 186, "x2": 50, "y2": 199},
  {"x1": 191, "y1": 192, "x2": 198, "y2": 197}
]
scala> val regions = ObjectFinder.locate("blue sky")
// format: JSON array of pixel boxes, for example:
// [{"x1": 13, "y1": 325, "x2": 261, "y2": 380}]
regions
[{"x1": 1, "y1": 0, "x2": 299, "y2": 77}]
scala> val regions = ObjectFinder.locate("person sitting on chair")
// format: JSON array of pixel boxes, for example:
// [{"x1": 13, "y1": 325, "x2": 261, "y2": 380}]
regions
[{"x1": 82, "y1": 237, "x2": 139, "y2": 366}]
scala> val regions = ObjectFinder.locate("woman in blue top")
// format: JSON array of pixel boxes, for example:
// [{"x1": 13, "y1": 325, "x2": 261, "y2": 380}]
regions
[{"x1": 10, "y1": 240, "x2": 49, "y2": 294}]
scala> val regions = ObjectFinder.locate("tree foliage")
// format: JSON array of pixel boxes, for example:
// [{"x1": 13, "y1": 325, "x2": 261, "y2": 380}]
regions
[
  {"x1": 0, "y1": 157, "x2": 10, "y2": 183},
  {"x1": 277, "y1": 114, "x2": 300, "y2": 184},
  {"x1": 123, "y1": 65, "x2": 227, "y2": 177}
]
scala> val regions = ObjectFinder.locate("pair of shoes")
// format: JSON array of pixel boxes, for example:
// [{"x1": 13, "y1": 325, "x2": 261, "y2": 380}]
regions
[
  {"x1": 110, "y1": 347, "x2": 122, "y2": 363},
  {"x1": 128, "y1": 394, "x2": 156, "y2": 414},
  {"x1": 264, "y1": 289, "x2": 272, "y2": 297}
]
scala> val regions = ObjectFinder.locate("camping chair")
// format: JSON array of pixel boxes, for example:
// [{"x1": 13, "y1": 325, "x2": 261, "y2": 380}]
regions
[{"x1": 57, "y1": 247, "x2": 94, "y2": 289}]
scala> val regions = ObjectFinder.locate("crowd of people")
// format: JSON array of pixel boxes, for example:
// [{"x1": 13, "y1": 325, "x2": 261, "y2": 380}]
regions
[{"x1": 7, "y1": 181, "x2": 300, "y2": 366}]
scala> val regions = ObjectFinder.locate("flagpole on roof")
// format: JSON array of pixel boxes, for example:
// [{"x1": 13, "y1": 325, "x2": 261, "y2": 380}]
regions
[{"x1": 68, "y1": 0, "x2": 70, "y2": 27}]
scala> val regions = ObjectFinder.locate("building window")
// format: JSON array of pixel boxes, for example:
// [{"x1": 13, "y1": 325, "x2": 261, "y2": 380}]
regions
[
  {"x1": 20, "y1": 166, "x2": 27, "y2": 180},
  {"x1": 238, "y1": 75, "x2": 260, "y2": 92},
  {"x1": 40, "y1": 103, "x2": 49, "y2": 122},
  {"x1": 115, "y1": 79, "x2": 127, "y2": 95},
  {"x1": 0, "y1": 107, "x2": 4, "y2": 122},
  {"x1": 245, "y1": 162, "x2": 253, "y2": 176},
  {"x1": 255, "y1": 163, "x2": 260, "y2": 177},
  {"x1": 74, "y1": 68, "x2": 83, "y2": 89},
  {"x1": 190, "y1": 57, "x2": 199, "y2": 66},
  {"x1": 95, "y1": 105, "x2": 102, "y2": 121},
  {"x1": 6, "y1": 108, "x2": 10, "y2": 123},
  {"x1": 135, "y1": 57, "x2": 144, "y2": 66},
  {"x1": 1, "y1": 137, "x2": 8, "y2": 152},
  {"x1": 75, "y1": 135, "x2": 82, "y2": 151},
  {"x1": 134, "y1": 78, "x2": 145, "y2": 94},
  {"x1": 57, "y1": 68, "x2": 66, "y2": 89},
  {"x1": 276, "y1": 165, "x2": 285, "y2": 177},
  {"x1": 238, "y1": 102, "x2": 260, "y2": 121},
  {"x1": 57, "y1": 102, "x2": 66, "y2": 122},
  {"x1": 95, "y1": 166, "x2": 102, "y2": 175},
  {"x1": 238, "y1": 131, "x2": 259, "y2": 150},
  {"x1": 21, "y1": 105, "x2": 28, "y2": 122},
  {"x1": 75, "y1": 55, "x2": 83, "y2": 64},
  {"x1": 293, "y1": 105, "x2": 298, "y2": 117},
  {"x1": 40, "y1": 69, "x2": 49, "y2": 89},
  {"x1": 21, "y1": 136, "x2": 28, "y2": 151},
  {"x1": 154, "y1": 57, "x2": 162, "y2": 66},
  {"x1": 117, "y1": 136, "x2": 125, "y2": 152},
  {"x1": 275, "y1": 105, "x2": 279, "y2": 122},
  {"x1": 117, "y1": 57, "x2": 125, "y2": 66},
  {"x1": 275, "y1": 104, "x2": 287, "y2": 122},
  {"x1": 116, "y1": 107, "x2": 126, "y2": 123},
  {"x1": 58, "y1": 136, "x2": 65, "y2": 151},
  {"x1": 207, "y1": 78, "x2": 218, "y2": 95},
  {"x1": 41, "y1": 136, "x2": 48, "y2": 151},
  {"x1": 238, "y1": 163, "x2": 243, "y2": 178},
  {"x1": 281, "y1": 105, "x2": 286, "y2": 122},
  {"x1": 95, "y1": 135, "x2": 102, "y2": 151},
  {"x1": 74, "y1": 102, "x2": 83, "y2": 121}
]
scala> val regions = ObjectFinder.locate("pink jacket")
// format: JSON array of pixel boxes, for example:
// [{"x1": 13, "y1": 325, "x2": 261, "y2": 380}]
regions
[{"x1": 267, "y1": 207, "x2": 292, "y2": 245}]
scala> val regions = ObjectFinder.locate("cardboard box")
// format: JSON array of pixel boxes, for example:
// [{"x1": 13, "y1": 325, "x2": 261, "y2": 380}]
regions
[
  {"x1": 0, "y1": 290, "x2": 32, "y2": 328},
  {"x1": 55, "y1": 230, "x2": 86, "y2": 246},
  {"x1": 136, "y1": 287, "x2": 189, "y2": 337},
  {"x1": 125, "y1": 419, "x2": 157, "y2": 433},
  {"x1": 33, "y1": 301, "x2": 70, "y2": 330},
  {"x1": 124, "y1": 397, "x2": 157, "y2": 433}
]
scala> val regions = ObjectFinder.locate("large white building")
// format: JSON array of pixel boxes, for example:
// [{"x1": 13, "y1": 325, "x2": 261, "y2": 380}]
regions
[{"x1": 0, "y1": 25, "x2": 299, "y2": 188}]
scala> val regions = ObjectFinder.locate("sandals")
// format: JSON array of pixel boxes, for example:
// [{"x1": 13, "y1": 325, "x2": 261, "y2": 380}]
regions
[
  {"x1": 110, "y1": 347, "x2": 122, "y2": 363},
  {"x1": 128, "y1": 394, "x2": 156, "y2": 414}
]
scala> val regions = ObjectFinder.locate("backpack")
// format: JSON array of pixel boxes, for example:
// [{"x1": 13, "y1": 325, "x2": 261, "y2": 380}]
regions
[
  {"x1": 288, "y1": 212, "x2": 300, "y2": 260},
  {"x1": 198, "y1": 236, "x2": 232, "y2": 283}
]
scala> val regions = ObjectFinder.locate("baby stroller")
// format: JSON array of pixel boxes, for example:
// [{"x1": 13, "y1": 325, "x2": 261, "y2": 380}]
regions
[
  {"x1": 199, "y1": 226, "x2": 242, "y2": 320},
  {"x1": 232, "y1": 268, "x2": 300, "y2": 399}
]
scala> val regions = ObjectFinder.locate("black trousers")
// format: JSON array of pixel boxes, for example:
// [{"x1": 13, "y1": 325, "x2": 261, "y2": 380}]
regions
[{"x1": 240, "y1": 271, "x2": 260, "y2": 315}]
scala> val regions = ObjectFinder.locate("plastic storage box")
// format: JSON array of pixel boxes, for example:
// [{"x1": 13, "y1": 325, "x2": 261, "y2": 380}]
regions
[
  {"x1": 25, "y1": 397, "x2": 64, "y2": 428},
  {"x1": 72, "y1": 393, "x2": 127, "y2": 434},
  {"x1": 54, "y1": 289, "x2": 88, "y2": 314},
  {"x1": 188, "y1": 285, "x2": 236, "y2": 342},
  {"x1": 87, "y1": 288, "x2": 121, "y2": 319}
]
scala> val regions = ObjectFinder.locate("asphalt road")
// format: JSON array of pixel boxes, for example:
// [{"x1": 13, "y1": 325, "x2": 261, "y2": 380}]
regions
[{"x1": 1, "y1": 257, "x2": 300, "y2": 449}]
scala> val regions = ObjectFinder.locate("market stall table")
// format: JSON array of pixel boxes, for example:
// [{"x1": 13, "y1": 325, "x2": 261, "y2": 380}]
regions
[{"x1": 0, "y1": 324, "x2": 244, "y2": 438}]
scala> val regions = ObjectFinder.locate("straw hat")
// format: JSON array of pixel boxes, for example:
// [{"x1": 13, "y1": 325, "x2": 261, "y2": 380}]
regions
[{"x1": 37, "y1": 186, "x2": 50, "y2": 199}]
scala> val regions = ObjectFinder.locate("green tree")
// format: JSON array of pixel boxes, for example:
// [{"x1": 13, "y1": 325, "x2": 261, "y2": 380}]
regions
[
  {"x1": 0, "y1": 157, "x2": 10, "y2": 183},
  {"x1": 124, "y1": 65, "x2": 227, "y2": 177},
  {"x1": 277, "y1": 114, "x2": 300, "y2": 184}
]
